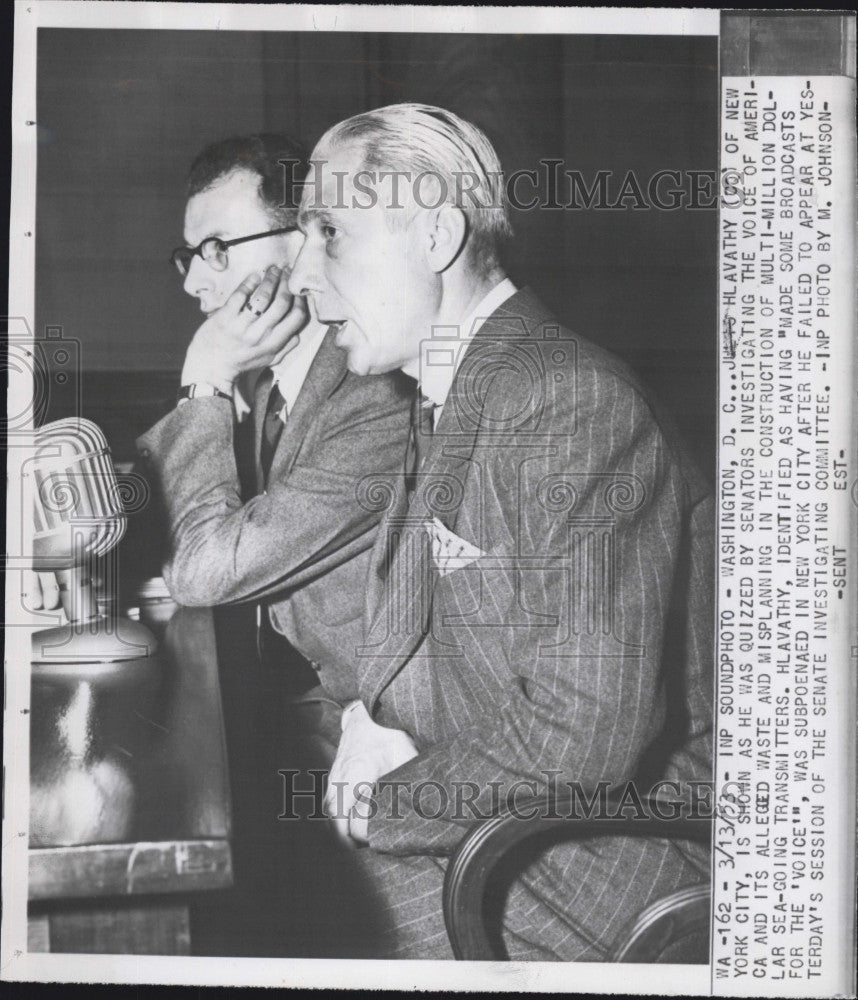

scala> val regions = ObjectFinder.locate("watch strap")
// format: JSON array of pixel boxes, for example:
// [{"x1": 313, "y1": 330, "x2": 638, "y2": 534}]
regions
[{"x1": 177, "y1": 382, "x2": 232, "y2": 403}]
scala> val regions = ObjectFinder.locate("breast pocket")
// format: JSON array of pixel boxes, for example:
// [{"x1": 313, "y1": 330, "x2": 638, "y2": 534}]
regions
[
  {"x1": 436, "y1": 543, "x2": 515, "y2": 630},
  {"x1": 439, "y1": 541, "x2": 567, "y2": 638}
]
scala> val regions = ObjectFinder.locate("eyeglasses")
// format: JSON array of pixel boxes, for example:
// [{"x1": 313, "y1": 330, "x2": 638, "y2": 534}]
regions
[{"x1": 170, "y1": 227, "x2": 298, "y2": 277}]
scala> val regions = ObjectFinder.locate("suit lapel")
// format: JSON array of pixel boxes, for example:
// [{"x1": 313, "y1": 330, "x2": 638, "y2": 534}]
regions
[
  {"x1": 261, "y1": 328, "x2": 348, "y2": 488},
  {"x1": 359, "y1": 287, "x2": 555, "y2": 709},
  {"x1": 361, "y1": 384, "x2": 481, "y2": 633},
  {"x1": 404, "y1": 285, "x2": 552, "y2": 543},
  {"x1": 362, "y1": 467, "x2": 409, "y2": 638}
]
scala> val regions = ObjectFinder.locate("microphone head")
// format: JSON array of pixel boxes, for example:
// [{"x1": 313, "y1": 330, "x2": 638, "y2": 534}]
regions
[{"x1": 32, "y1": 417, "x2": 127, "y2": 570}]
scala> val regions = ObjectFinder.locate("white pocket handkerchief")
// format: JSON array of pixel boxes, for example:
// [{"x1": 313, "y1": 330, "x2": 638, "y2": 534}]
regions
[{"x1": 425, "y1": 517, "x2": 485, "y2": 578}]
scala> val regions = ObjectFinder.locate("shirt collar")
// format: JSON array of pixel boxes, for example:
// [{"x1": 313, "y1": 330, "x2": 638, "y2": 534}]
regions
[{"x1": 403, "y1": 277, "x2": 517, "y2": 408}]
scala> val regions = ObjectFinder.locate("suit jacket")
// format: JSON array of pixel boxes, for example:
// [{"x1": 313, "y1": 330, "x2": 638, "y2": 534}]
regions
[
  {"x1": 358, "y1": 288, "x2": 715, "y2": 959},
  {"x1": 136, "y1": 328, "x2": 412, "y2": 701}
]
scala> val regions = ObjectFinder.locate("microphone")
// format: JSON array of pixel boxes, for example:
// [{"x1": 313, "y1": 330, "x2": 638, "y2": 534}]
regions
[
  {"x1": 30, "y1": 416, "x2": 157, "y2": 671},
  {"x1": 29, "y1": 418, "x2": 160, "y2": 846},
  {"x1": 33, "y1": 417, "x2": 126, "y2": 622}
]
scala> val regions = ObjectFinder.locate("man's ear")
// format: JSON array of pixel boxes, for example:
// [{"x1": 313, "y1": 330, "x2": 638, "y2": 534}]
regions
[{"x1": 424, "y1": 204, "x2": 467, "y2": 274}]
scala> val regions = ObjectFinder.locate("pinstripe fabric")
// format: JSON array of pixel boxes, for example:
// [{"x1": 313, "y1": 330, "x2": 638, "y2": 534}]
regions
[
  {"x1": 356, "y1": 288, "x2": 714, "y2": 961},
  {"x1": 137, "y1": 329, "x2": 413, "y2": 699}
]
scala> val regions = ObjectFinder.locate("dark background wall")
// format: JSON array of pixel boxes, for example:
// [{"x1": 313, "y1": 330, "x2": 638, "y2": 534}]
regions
[{"x1": 36, "y1": 29, "x2": 717, "y2": 475}]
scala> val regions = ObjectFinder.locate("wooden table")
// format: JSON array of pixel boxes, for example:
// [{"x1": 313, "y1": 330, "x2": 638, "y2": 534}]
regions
[{"x1": 27, "y1": 607, "x2": 233, "y2": 955}]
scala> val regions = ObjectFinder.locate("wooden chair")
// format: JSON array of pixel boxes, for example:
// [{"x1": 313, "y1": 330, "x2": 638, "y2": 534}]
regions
[{"x1": 442, "y1": 790, "x2": 711, "y2": 962}]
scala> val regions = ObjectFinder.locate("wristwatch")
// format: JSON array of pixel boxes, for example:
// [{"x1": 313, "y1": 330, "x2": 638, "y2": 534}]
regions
[{"x1": 176, "y1": 383, "x2": 232, "y2": 404}]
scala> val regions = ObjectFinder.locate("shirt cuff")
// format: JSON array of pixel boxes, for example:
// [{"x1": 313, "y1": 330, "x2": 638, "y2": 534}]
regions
[{"x1": 340, "y1": 699, "x2": 364, "y2": 732}]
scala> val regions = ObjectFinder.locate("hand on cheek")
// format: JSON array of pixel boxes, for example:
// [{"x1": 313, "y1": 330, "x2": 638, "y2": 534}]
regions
[{"x1": 182, "y1": 266, "x2": 309, "y2": 389}]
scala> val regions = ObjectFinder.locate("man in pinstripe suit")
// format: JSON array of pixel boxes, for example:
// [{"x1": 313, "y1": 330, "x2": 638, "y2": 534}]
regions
[{"x1": 288, "y1": 103, "x2": 714, "y2": 961}]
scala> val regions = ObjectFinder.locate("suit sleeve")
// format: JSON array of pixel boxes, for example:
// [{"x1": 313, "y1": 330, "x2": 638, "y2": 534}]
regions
[
  {"x1": 136, "y1": 377, "x2": 410, "y2": 607},
  {"x1": 367, "y1": 369, "x2": 713, "y2": 856}
]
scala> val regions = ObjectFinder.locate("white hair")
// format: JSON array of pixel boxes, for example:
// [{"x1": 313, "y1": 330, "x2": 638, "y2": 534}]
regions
[{"x1": 314, "y1": 103, "x2": 513, "y2": 272}]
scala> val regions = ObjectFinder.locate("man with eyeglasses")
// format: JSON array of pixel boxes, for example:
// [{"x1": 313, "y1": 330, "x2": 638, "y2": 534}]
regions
[{"x1": 136, "y1": 133, "x2": 412, "y2": 956}]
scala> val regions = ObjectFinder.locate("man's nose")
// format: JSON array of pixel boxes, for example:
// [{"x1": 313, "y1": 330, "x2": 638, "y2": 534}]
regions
[
  {"x1": 182, "y1": 255, "x2": 212, "y2": 298},
  {"x1": 287, "y1": 239, "x2": 321, "y2": 297}
]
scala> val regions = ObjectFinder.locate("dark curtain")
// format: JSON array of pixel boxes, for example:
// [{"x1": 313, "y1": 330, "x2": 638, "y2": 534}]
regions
[{"x1": 36, "y1": 29, "x2": 716, "y2": 476}]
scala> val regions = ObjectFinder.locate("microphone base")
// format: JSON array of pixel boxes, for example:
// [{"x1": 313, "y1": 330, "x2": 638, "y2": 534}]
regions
[{"x1": 31, "y1": 615, "x2": 160, "y2": 688}]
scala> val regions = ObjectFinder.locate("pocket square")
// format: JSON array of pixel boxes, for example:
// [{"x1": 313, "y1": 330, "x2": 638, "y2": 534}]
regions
[{"x1": 425, "y1": 517, "x2": 485, "y2": 577}]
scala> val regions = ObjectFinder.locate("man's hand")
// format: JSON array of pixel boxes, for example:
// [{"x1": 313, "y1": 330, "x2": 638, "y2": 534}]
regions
[
  {"x1": 181, "y1": 265, "x2": 309, "y2": 392},
  {"x1": 325, "y1": 700, "x2": 418, "y2": 847},
  {"x1": 23, "y1": 570, "x2": 62, "y2": 612}
]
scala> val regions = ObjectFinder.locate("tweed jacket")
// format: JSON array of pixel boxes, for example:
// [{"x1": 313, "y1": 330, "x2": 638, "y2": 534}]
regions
[
  {"x1": 136, "y1": 328, "x2": 412, "y2": 701},
  {"x1": 357, "y1": 287, "x2": 715, "y2": 959}
]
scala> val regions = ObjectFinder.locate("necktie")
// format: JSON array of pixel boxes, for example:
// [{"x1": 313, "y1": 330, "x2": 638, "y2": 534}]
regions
[
  {"x1": 258, "y1": 371, "x2": 287, "y2": 484},
  {"x1": 405, "y1": 389, "x2": 435, "y2": 497},
  {"x1": 251, "y1": 370, "x2": 304, "y2": 676},
  {"x1": 383, "y1": 389, "x2": 435, "y2": 581}
]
